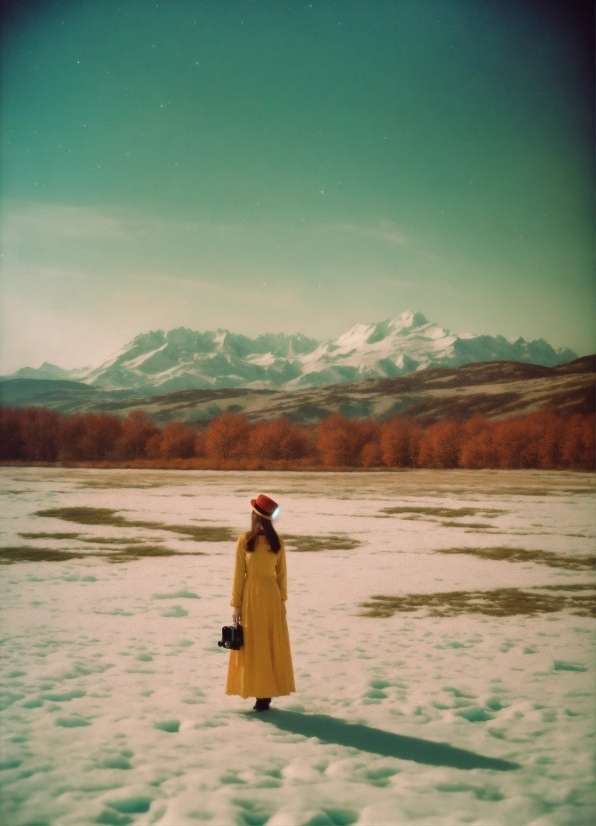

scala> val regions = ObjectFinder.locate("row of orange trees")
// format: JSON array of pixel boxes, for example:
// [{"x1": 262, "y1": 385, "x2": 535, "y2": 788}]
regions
[{"x1": 0, "y1": 407, "x2": 593, "y2": 470}]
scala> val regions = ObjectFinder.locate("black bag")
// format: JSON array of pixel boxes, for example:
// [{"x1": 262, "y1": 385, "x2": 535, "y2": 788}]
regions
[{"x1": 218, "y1": 623, "x2": 244, "y2": 650}]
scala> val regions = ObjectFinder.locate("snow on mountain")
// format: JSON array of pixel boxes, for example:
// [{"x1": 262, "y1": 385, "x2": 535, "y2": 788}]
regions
[{"x1": 7, "y1": 311, "x2": 578, "y2": 393}]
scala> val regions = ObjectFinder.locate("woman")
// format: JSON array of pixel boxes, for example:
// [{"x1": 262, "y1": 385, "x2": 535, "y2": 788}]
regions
[{"x1": 226, "y1": 494, "x2": 295, "y2": 711}]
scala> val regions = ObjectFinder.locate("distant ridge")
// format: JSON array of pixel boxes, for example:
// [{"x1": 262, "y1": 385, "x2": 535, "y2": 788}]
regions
[
  {"x1": 2, "y1": 355, "x2": 592, "y2": 427},
  {"x1": 3, "y1": 310, "x2": 578, "y2": 394}
]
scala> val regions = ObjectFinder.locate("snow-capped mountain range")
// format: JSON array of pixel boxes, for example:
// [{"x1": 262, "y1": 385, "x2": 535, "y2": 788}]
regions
[{"x1": 8, "y1": 311, "x2": 578, "y2": 394}]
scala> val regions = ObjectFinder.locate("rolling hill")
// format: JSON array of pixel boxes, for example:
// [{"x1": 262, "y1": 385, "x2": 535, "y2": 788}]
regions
[{"x1": 2, "y1": 356, "x2": 593, "y2": 427}]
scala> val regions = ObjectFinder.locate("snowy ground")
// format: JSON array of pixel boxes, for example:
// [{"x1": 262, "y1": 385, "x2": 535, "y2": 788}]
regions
[{"x1": 1, "y1": 467, "x2": 594, "y2": 826}]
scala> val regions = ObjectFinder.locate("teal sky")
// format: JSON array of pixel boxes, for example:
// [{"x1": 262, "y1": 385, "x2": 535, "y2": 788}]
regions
[{"x1": 1, "y1": 0, "x2": 594, "y2": 372}]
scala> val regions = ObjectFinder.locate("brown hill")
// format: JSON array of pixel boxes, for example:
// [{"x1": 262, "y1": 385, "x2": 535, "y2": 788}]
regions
[{"x1": 5, "y1": 355, "x2": 588, "y2": 427}]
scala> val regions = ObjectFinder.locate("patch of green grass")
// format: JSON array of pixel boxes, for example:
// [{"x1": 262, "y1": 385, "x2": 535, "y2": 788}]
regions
[
  {"x1": 106, "y1": 546, "x2": 186, "y2": 563},
  {"x1": 154, "y1": 720, "x2": 180, "y2": 733},
  {"x1": 34, "y1": 507, "x2": 236, "y2": 542},
  {"x1": 78, "y1": 481, "x2": 165, "y2": 489},
  {"x1": 0, "y1": 543, "x2": 205, "y2": 564},
  {"x1": 19, "y1": 531, "x2": 82, "y2": 540},
  {"x1": 19, "y1": 530, "x2": 172, "y2": 548},
  {"x1": 36, "y1": 507, "x2": 125, "y2": 526},
  {"x1": 103, "y1": 545, "x2": 206, "y2": 563},
  {"x1": 284, "y1": 534, "x2": 361, "y2": 552},
  {"x1": 465, "y1": 528, "x2": 504, "y2": 534},
  {"x1": 81, "y1": 536, "x2": 164, "y2": 546},
  {"x1": 360, "y1": 584, "x2": 595, "y2": 619},
  {"x1": 441, "y1": 521, "x2": 496, "y2": 529},
  {"x1": 0, "y1": 546, "x2": 88, "y2": 563},
  {"x1": 436, "y1": 546, "x2": 596, "y2": 571},
  {"x1": 476, "y1": 487, "x2": 594, "y2": 497},
  {"x1": 167, "y1": 525, "x2": 236, "y2": 542},
  {"x1": 381, "y1": 506, "x2": 505, "y2": 518}
]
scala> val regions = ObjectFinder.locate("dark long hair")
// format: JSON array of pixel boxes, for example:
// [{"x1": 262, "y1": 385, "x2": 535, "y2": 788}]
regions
[{"x1": 245, "y1": 511, "x2": 280, "y2": 553}]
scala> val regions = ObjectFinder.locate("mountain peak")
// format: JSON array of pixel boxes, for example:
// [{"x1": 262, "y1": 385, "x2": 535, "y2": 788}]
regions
[
  {"x1": 9, "y1": 362, "x2": 71, "y2": 381},
  {"x1": 7, "y1": 312, "x2": 577, "y2": 393},
  {"x1": 394, "y1": 309, "x2": 428, "y2": 328}
]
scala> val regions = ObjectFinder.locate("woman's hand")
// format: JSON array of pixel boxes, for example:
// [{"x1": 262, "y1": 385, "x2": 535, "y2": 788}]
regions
[{"x1": 232, "y1": 607, "x2": 241, "y2": 624}]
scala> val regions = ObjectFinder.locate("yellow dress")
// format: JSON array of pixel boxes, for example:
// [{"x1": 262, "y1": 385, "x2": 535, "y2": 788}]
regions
[{"x1": 226, "y1": 533, "x2": 296, "y2": 699}]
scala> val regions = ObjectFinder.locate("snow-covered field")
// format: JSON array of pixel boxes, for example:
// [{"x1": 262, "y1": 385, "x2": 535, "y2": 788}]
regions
[{"x1": 1, "y1": 467, "x2": 594, "y2": 826}]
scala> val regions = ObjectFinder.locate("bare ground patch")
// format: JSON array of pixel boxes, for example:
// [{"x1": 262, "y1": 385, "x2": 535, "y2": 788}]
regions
[
  {"x1": 34, "y1": 507, "x2": 236, "y2": 542},
  {"x1": 35, "y1": 507, "x2": 128, "y2": 527},
  {"x1": 77, "y1": 536, "x2": 164, "y2": 546},
  {"x1": 435, "y1": 546, "x2": 596, "y2": 571},
  {"x1": 381, "y1": 506, "x2": 506, "y2": 518},
  {"x1": 0, "y1": 544, "x2": 205, "y2": 564},
  {"x1": 360, "y1": 584, "x2": 595, "y2": 619},
  {"x1": 469, "y1": 487, "x2": 594, "y2": 497},
  {"x1": 104, "y1": 546, "x2": 199, "y2": 563},
  {"x1": 76, "y1": 480, "x2": 167, "y2": 489},
  {"x1": 440, "y1": 521, "x2": 496, "y2": 529},
  {"x1": 0, "y1": 546, "x2": 88, "y2": 563},
  {"x1": 285, "y1": 534, "x2": 361, "y2": 552},
  {"x1": 18, "y1": 531, "x2": 172, "y2": 547},
  {"x1": 19, "y1": 531, "x2": 82, "y2": 540}
]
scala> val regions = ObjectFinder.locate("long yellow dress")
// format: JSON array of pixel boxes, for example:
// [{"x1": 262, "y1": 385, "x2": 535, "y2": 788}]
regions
[{"x1": 226, "y1": 532, "x2": 296, "y2": 699}]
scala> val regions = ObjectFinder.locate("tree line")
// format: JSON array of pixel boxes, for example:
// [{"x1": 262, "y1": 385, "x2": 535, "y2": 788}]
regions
[{"x1": 0, "y1": 407, "x2": 593, "y2": 470}]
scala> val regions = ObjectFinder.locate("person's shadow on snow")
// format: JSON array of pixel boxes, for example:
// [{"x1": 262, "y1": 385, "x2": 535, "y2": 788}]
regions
[{"x1": 247, "y1": 709, "x2": 519, "y2": 771}]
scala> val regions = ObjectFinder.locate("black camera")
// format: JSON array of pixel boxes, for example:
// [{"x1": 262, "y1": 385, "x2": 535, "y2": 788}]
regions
[{"x1": 218, "y1": 624, "x2": 244, "y2": 650}]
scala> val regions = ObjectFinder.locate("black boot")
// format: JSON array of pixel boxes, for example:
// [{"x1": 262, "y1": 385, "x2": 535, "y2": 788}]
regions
[{"x1": 253, "y1": 698, "x2": 271, "y2": 712}]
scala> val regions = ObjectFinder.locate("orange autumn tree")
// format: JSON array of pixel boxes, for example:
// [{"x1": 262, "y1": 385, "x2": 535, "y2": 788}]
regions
[
  {"x1": 316, "y1": 414, "x2": 379, "y2": 466},
  {"x1": 380, "y1": 417, "x2": 423, "y2": 467},
  {"x1": 316, "y1": 414, "x2": 357, "y2": 466},
  {"x1": 117, "y1": 410, "x2": 159, "y2": 459},
  {"x1": 355, "y1": 419, "x2": 381, "y2": 467},
  {"x1": 250, "y1": 417, "x2": 311, "y2": 463},
  {"x1": 0, "y1": 408, "x2": 24, "y2": 460},
  {"x1": 0, "y1": 405, "x2": 593, "y2": 470},
  {"x1": 17, "y1": 408, "x2": 62, "y2": 462},
  {"x1": 58, "y1": 414, "x2": 89, "y2": 461},
  {"x1": 205, "y1": 412, "x2": 251, "y2": 462},
  {"x1": 561, "y1": 413, "x2": 595, "y2": 470},
  {"x1": 151, "y1": 421, "x2": 198, "y2": 459},
  {"x1": 492, "y1": 416, "x2": 542, "y2": 469},
  {"x1": 459, "y1": 415, "x2": 499, "y2": 469},
  {"x1": 78, "y1": 413, "x2": 123, "y2": 461},
  {"x1": 418, "y1": 420, "x2": 463, "y2": 468},
  {"x1": 532, "y1": 411, "x2": 567, "y2": 469}
]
